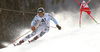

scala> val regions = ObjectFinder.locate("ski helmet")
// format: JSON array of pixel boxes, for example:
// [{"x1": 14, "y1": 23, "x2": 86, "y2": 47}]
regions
[{"x1": 37, "y1": 7, "x2": 45, "y2": 15}]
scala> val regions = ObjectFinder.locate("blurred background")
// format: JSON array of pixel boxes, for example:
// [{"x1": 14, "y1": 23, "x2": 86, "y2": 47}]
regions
[{"x1": 0, "y1": 0, "x2": 100, "y2": 49}]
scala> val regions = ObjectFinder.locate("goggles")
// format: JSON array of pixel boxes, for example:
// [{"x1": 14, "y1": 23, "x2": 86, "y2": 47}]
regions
[{"x1": 38, "y1": 12, "x2": 44, "y2": 15}]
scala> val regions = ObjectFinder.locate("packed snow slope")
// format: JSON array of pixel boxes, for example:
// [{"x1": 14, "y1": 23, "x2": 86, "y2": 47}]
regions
[
  {"x1": 0, "y1": 24, "x2": 100, "y2": 52},
  {"x1": 1, "y1": 11, "x2": 100, "y2": 52}
]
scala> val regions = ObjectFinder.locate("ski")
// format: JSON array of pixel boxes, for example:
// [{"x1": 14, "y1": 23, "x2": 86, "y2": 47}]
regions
[
  {"x1": 28, "y1": 40, "x2": 31, "y2": 43},
  {"x1": 28, "y1": 39, "x2": 35, "y2": 43},
  {"x1": 13, "y1": 44, "x2": 17, "y2": 46},
  {"x1": 13, "y1": 43, "x2": 21, "y2": 46},
  {"x1": 28, "y1": 40, "x2": 33, "y2": 43},
  {"x1": 13, "y1": 40, "x2": 34, "y2": 46}
]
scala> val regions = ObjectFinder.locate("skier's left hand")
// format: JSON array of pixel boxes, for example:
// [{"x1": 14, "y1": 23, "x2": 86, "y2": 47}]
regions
[{"x1": 56, "y1": 25, "x2": 61, "y2": 30}]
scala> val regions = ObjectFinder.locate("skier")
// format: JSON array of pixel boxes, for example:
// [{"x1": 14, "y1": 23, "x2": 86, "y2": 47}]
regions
[{"x1": 14, "y1": 7, "x2": 61, "y2": 46}]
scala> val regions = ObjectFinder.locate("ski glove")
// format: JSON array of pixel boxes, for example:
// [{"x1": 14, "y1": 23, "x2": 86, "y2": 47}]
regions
[
  {"x1": 31, "y1": 26, "x2": 35, "y2": 31},
  {"x1": 56, "y1": 25, "x2": 61, "y2": 30}
]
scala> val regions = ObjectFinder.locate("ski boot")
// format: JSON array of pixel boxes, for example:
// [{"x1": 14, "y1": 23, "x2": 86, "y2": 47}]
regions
[
  {"x1": 14, "y1": 40, "x2": 24, "y2": 46},
  {"x1": 28, "y1": 36, "x2": 39, "y2": 43}
]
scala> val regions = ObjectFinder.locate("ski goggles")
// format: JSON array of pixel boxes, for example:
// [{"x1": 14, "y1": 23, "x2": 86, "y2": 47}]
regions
[{"x1": 38, "y1": 12, "x2": 44, "y2": 15}]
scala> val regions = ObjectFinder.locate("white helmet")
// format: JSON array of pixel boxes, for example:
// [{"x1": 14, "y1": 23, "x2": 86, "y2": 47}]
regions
[{"x1": 37, "y1": 7, "x2": 45, "y2": 14}]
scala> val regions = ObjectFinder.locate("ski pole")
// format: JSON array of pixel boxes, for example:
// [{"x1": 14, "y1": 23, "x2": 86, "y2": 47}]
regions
[
  {"x1": 50, "y1": 26, "x2": 56, "y2": 28},
  {"x1": 7, "y1": 30, "x2": 31, "y2": 46}
]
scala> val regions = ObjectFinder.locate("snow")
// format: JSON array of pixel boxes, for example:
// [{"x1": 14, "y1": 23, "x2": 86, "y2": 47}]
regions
[
  {"x1": 0, "y1": 24, "x2": 100, "y2": 52},
  {"x1": 0, "y1": 11, "x2": 100, "y2": 52}
]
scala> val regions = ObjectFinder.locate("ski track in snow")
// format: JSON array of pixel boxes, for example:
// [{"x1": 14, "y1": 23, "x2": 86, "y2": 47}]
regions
[{"x1": 0, "y1": 24, "x2": 100, "y2": 52}]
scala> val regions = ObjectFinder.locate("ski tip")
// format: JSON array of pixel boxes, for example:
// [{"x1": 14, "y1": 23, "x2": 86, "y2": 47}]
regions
[
  {"x1": 13, "y1": 44, "x2": 17, "y2": 46},
  {"x1": 28, "y1": 40, "x2": 34, "y2": 43},
  {"x1": 13, "y1": 44, "x2": 15, "y2": 46},
  {"x1": 28, "y1": 40, "x2": 31, "y2": 43}
]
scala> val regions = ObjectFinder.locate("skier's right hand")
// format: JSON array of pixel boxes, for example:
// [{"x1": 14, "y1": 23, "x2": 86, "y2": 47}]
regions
[{"x1": 31, "y1": 26, "x2": 35, "y2": 31}]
